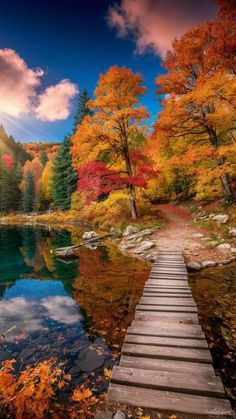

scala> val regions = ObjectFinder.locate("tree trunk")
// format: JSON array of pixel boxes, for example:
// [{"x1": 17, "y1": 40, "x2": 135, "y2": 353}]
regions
[
  {"x1": 220, "y1": 173, "x2": 233, "y2": 204},
  {"x1": 124, "y1": 147, "x2": 138, "y2": 219}
]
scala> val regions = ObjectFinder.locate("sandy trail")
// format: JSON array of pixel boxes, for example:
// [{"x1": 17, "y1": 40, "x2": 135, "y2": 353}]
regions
[{"x1": 153, "y1": 203, "x2": 204, "y2": 250}]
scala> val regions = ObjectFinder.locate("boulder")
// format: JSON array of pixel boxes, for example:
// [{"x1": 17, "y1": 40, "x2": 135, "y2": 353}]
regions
[
  {"x1": 192, "y1": 233, "x2": 204, "y2": 239},
  {"x1": 82, "y1": 231, "x2": 99, "y2": 240},
  {"x1": 211, "y1": 214, "x2": 229, "y2": 223},
  {"x1": 229, "y1": 228, "x2": 236, "y2": 236},
  {"x1": 231, "y1": 248, "x2": 236, "y2": 254},
  {"x1": 135, "y1": 241, "x2": 155, "y2": 254},
  {"x1": 75, "y1": 348, "x2": 105, "y2": 372},
  {"x1": 126, "y1": 229, "x2": 152, "y2": 241},
  {"x1": 217, "y1": 243, "x2": 231, "y2": 250},
  {"x1": 201, "y1": 260, "x2": 217, "y2": 269},
  {"x1": 123, "y1": 225, "x2": 139, "y2": 236},
  {"x1": 221, "y1": 259, "x2": 232, "y2": 265},
  {"x1": 186, "y1": 262, "x2": 202, "y2": 271}
]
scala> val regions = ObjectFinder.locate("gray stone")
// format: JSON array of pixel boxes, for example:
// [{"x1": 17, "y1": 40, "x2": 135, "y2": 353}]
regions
[
  {"x1": 217, "y1": 243, "x2": 231, "y2": 250},
  {"x1": 120, "y1": 243, "x2": 136, "y2": 250},
  {"x1": 123, "y1": 225, "x2": 139, "y2": 236},
  {"x1": 75, "y1": 348, "x2": 105, "y2": 372},
  {"x1": 192, "y1": 233, "x2": 204, "y2": 239},
  {"x1": 136, "y1": 237, "x2": 143, "y2": 243},
  {"x1": 211, "y1": 214, "x2": 229, "y2": 223},
  {"x1": 113, "y1": 410, "x2": 126, "y2": 419},
  {"x1": 201, "y1": 260, "x2": 217, "y2": 268},
  {"x1": 186, "y1": 262, "x2": 202, "y2": 271},
  {"x1": 126, "y1": 229, "x2": 152, "y2": 241},
  {"x1": 229, "y1": 228, "x2": 236, "y2": 236},
  {"x1": 135, "y1": 241, "x2": 155, "y2": 254},
  {"x1": 0, "y1": 349, "x2": 10, "y2": 361},
  {"x1": 19, "y1": 348, "x2": 35, "y2": 359},
  {"x1": 231, "y1": 248, "x2": 236, "y2": 254},
  {"x1": 221, "y1": 259, "x2": 232, "y2": 265},
  {"x1": 82, "y1": 231, "x2": 98, "y2": 240},
  {"x1": 95, "y1": 412, "x2": 113, "y2": 419}
]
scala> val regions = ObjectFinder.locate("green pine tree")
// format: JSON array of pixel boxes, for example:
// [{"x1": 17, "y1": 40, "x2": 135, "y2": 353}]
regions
[
  {"x1": 39, "y1": 151, "x2": 49, "y2": 166},
  {"x1": 0, "y1": 156, "x2": 22, "y2": 214},
  {"x1": 73, "y1": 88, "x2": 93, "y2": 133},
  {"x1": 21, "y1": 170, "x2": 35, "y2": 213},
  {"x1": 52, "y1": 136, "x2": 77, "y2": 210}
]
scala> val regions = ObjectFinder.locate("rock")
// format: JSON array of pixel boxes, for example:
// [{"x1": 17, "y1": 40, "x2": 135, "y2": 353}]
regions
[
  {"x1": 95, "y1": 412, "x2": 113, "y2": 419},
  {"x1": 186, "y1": 262, "x2": 202, "y2": 271},
  {"x1": 192, "y1": 233, "x2": 204, "y2": 239},
  {"x1": 229, "y1": 228, "x2": 236, "y2": 236},
  {"x1": 231, "y1": 248, "x2": 236, "y2": 254},
  {"x1": 136, "y1": 237, "x2": 143, "y2": 243},
  {"x1": 123, "y1": 225, "x2": 139, "y2": 236},
  {"x1": 145, "y1": 253, "x2": 157, "y2": 262},
  {"x1": 75, "y1": 348, "x2": 105, "y2": 372},
  {"x1": 19, "y1": 348, "x2": 35, "y2": 359},
  {"x1": 120, "y1": 243, "x2": 136, "y2": 250},
  {"x1": 113, "y1": 411, "x2": 126, "y2": 419},
  {"x1": 135, "y1": 241, "x2": 155, "y2": 254},
  {"x1": 201, "y1": 260, "x2": 218, "y2": 268},
  {"x1": 221, "y1": 259, "x2": 231, "y2": 265},
  {"x1": 217, "y1": 243, "x2": 231, "y2": 250},
  {"x1": 211, "y1": 214, "x2": 229, "y2": 223},
  {"x1": 0, "y1": 349, "x2": 10, "y2": 361},
  {"x1": 82, "y1": 231, "x2": 98, "y2": 240}
]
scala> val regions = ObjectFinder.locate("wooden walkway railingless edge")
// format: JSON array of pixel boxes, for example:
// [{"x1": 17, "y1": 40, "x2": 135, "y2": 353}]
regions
[{"x1": 108, "y1": 250, "x2": 233, "y2": 417}]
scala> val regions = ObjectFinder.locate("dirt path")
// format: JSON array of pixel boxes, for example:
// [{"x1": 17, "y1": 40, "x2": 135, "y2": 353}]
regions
[{"x1": 153, "y1": 203, "x2": 206, "y2": 251}]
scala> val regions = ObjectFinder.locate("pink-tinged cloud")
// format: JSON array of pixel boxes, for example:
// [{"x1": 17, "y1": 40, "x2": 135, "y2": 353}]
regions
[
  {"x1": 0, "y1": 49, "x2": 43, "y2": 117},
  {"x1": 35, "y1": 80, "x2": 78, "y2": 121},
  {"x1": 0, "y1": 48, "x2": 78, "y2": 121},
  {"x1": 108, "y1": 0, "x2": 217, "y2": 58}
]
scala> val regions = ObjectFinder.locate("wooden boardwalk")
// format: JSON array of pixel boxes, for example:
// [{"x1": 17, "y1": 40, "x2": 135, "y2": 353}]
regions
[{"x1": 108, "y1": 250, "x2": 233, "y2": 417}]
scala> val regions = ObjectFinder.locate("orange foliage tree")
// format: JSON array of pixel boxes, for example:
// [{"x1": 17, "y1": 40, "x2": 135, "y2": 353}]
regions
[
  {"x1": 71, "y1": 66, "x2": 149, "y2": 218},
  {"x1": 152, "y1": 0, "x2": 236, "y2": 203}
]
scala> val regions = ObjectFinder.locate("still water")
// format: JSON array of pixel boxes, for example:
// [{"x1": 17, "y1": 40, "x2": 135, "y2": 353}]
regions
[{"x1": 0, "y1": 225, "x2": 150, "y2": 400}]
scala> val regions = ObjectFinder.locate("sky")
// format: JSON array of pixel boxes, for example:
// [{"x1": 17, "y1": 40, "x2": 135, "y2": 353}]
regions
[{"x1": 0, "y1": 0, "x2": 218, "y2": 143}]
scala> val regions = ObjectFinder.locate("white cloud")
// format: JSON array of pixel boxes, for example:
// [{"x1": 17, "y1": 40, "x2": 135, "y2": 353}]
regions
[
  {"x1": 108, "y1": 0, "x2": 217, "y2": 58},
  {"x1": 35, "y1": 79, "x2": 78, "y2": 121},
  {"x1": 41, "y1": 295, "x2": 82, "y2": 324},
  {"x1": 0, "y1": 48, "x2": 78, "y2": 121}
]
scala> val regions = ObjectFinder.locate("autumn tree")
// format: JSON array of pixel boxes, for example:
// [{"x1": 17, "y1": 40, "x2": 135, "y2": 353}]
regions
[
  {"x1": 72, "y1": 66, "x2": 149, "y2": 218},
  {"x1": 153, "y1": 0, "x2": 236, "y2": 203}
]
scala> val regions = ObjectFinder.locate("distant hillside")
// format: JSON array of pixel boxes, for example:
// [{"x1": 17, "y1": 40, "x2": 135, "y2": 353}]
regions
[
  {"x1": 0, "y1": 125, "x2": 31, "y2": 165},
  {"x1": 22, "y1": 142, "x2": 60, "y2": 159}
]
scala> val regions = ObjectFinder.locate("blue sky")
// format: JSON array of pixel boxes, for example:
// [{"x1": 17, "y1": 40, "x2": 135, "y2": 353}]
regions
[{"x1": 0, "y1": 0, "x2": 217, "y2": 142}]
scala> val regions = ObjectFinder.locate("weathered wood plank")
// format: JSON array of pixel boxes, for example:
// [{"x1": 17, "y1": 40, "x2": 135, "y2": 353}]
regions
[
  {"x1": 125, "y1": 334, "x2": 207, "y2": 348},
  {"x1": 144, "y1": 286, "x2": 191, "y2": 290},
  {"x1": 122, "y1": 343, "x2": 213, "y2": 363},
  {"x1": 108, "y1": 384, "x2": 232, "y2": 416},
  {"x1": 129, "y1": 323, "x2": 205, "y2": 339},
  {"x1": 137, "y1": 305, "x2": 198, "y2": 313},
  {"x1": 143, "y1": 293, "x2": 193, "y2": 298},
  {"x1": 111, "y1": 366, "x2": 225, "y2": 398},
  {"x1": 120, "y1": 355, "x2": 214, "y2": 374},
  {"x1": 146, "y1": 280, "x2": 189, "y2": 286},
  {"x1": 140, "y1": 297, "x2": 196, "y2": 306},
  {"x1": 135, "y1": 311, "x2": 199, "y2": 323},
  {"x1": 143, "y1": 289, "x2": 191, "y2": 294}
]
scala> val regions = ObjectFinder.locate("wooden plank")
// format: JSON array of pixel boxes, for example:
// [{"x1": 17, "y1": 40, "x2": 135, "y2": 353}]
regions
[
  {"x1": 120, "y1": 355, "x2": 214, "y2": 374},
  {"x1": 137, "y1": 305, "x2": 198, "y2": 313},
  {"x1": 130, "y1": 322, "x2": 205, "y2": 338},
  {"x1": 125, "y1": 334, "x2": 208, "y2": 348},
  {"x1": 108, "y1": 384, "x2": 232, "y2": 416},
  {"x1": 135, "y1": 311, "x2": 199, "y2": 324},
  {"x1": 122, "y1": 343, "x2": 212, "y2": 363},
  {"x1": 111, "y1": 366, "x2": 225, "y2": 398},
  {"x1": 144, "y1": 286, "x2": 191, "y2": 290},
  {"x1": 144, "y1": 288, "x2": 191, "y2": 293},
  {"x1": 143, "y1": 293, "x2": 193, "y2": 298},
  {"x1": 149, "y1": 274, "x2": 188, "y2": 279},
  {"x1": 146, "y1": 280, "x2": 189, "y2": 286},
  {"x1": 140, "y1": 296, "x2": 195, "y2": 305}
]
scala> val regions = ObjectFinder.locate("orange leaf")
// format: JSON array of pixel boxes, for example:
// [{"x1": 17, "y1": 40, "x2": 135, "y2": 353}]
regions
[{"x1": 71, "y1": 387, "x2": 92, "y2": 402}]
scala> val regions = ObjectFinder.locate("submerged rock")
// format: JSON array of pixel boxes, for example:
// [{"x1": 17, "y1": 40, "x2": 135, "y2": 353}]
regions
[
  {"x1": 75, "y1": 347, "x2": 105, "y2": 372},
  {"x1": 186, "y1": 261, "x2": 202, "y2": 271},
  {"x1": 123, "y1": 225, "x2": 139, "y2": 236}
]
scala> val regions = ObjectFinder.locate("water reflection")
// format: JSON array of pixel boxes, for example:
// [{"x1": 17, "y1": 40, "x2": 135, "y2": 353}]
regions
[{"x1": 0, "y1": 225, "x2": 149, "y2": 398}]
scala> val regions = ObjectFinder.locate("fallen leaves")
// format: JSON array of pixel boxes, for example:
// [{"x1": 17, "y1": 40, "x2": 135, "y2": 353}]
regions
[
  {"x1": 104, "y1": 368, "x2": 112, "y2": 379},
  {"x1": 71, "y1": 386, "x2": 92, "y2": 402}
]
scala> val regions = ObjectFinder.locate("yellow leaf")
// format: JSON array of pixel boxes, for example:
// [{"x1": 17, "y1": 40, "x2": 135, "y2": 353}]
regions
[
  {"x1": 104, "y1": 368, "x2": 112, "y2": 379},
  {"x1": 141, "y1": 416, "x2": 150, "y2": 419},
  {"x1": 71, "y1": 387, "x2": 92, "y2": 402}
]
